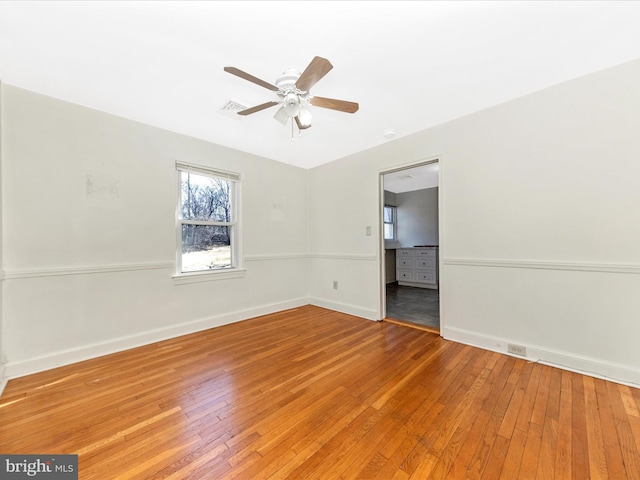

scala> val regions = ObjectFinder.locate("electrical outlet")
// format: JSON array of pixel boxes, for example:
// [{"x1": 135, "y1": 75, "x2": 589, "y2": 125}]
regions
[
  {"x1": 366, "y1": 226, "x2": 372, "y2": 236},
  {"x1": 333, "y1": 281, "x2": 338, "y2": 290},
  {"x1": 507, "y1": 343, "x2": 526, "y2": 356}
]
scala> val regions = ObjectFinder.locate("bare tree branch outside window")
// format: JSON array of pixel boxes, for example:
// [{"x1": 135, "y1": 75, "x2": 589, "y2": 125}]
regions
[{"x1": 179, "y1": 171, "x2": 234, "y2": 271}]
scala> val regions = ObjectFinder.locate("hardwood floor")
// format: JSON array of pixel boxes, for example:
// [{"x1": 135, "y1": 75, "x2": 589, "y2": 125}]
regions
[{"x1": 1, "y1": 305, "x2": 639, "y2": 479}]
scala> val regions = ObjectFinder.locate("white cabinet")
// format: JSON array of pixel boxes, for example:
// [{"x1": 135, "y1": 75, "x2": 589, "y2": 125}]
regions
[{"x1": 396, "y1": 247, "x2": 438, "y2": 289}]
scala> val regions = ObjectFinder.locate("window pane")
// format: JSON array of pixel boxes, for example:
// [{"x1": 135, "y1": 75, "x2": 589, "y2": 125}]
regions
[
  {"x1": 384, "y1": 224, "x2": 394, "y2": 240},
  {"x1": 181, "y1": 171, "x2": 232, "y2": 222},
  {"x1": 182, "y1": 224, "x2": 231, "y2": 272},
  {"x1": 384, "y1": 206, "x2": 394, "y2": 223}
]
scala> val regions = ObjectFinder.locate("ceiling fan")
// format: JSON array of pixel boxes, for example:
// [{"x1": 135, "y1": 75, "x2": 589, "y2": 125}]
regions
[{"x1": 224, "y1": 56, "x2": 359, "y2": 132}]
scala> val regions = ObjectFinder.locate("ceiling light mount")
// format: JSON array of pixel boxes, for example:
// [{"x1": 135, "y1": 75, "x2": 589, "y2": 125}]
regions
[{"x1": 275, "y1": 68, "x2": 300, "y2": 91}]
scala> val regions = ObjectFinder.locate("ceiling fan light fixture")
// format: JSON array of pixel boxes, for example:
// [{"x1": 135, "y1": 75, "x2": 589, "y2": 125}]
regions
[
  {"x1": 283, "y1": 92, "x2": 300, "y2": 117},
  {"x1": 273, "y1": 106, "x2": 289, "y2": 125},
  {"x1": 298, "y1": 106, "x2": 312, "y2": 128}
]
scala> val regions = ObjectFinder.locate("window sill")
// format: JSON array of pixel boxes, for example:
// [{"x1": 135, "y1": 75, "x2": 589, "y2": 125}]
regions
[{"x1": 172, "y1": 268, "x2": 246, "y2": 285}]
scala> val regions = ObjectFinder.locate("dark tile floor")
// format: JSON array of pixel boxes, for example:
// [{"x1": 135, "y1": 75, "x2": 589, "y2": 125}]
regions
[{"x1": 385, "y1": 282, "x2": 440, "y2": 329}]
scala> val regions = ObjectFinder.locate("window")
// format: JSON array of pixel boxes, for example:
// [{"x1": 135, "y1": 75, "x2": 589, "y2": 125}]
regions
[
  {"x1": 176, "y1": 162, "x2": 241, "y2": 275},
  {"x1": 384, "y1": 205, "x2": 396, "y2": 240}
]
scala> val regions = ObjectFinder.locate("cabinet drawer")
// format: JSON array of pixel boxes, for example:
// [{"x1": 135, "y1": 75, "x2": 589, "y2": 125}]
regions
[
  {"x1": 397, "y1": 249, "x2": 414, "y2": 257},
  {"x1": 415, "y1": 271, "x2": 436, "y2": 284},
  {"x1": 415, "y1": 258, "x2": 435, "y2": 269},
  {"x1": 416, "y1": 249, "x2": 436, "y2": 259},
  {"x1": 396, "y1": 270, "x2": 414, "y2": 281},
  {"x1": 397, "y1": 258, "x2": 414, "y2": 269}
]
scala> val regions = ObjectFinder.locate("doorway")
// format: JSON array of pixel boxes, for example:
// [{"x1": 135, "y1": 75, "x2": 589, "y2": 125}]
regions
[{"x1": 380, "y1": 160, "x2": 440, "y2": 332}]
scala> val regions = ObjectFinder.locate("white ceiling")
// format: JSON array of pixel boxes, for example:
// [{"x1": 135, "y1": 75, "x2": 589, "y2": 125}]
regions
[
  {"x1": 2, "y1": 1, "x2": 640, "y2": 170},
  {"x1": 384, "y1": 163, "x2": 439, "y2": 194}
]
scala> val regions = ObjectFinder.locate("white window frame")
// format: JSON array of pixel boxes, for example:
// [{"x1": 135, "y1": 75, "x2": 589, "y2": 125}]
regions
[
  {"x1": 173, "y1": 161, "x2": 244, "y2": 284},
  {"x1": 383, "y1": 205, "x2": 397, "y2": 241}
]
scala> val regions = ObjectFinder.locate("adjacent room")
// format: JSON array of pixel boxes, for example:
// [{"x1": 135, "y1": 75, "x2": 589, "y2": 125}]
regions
[
  {"x1": 1, "y1": 1, "x2": 640, "y2": 478},
  {"x1": 383, "y1": 162, "x2": 440, "y2": 332}
]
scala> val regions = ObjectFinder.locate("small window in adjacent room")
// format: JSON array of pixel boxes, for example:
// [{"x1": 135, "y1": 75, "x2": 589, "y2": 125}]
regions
[
  {"x1": 175, "y1": 162, "x2": 241, "y2": 277},
  {"x1": 384, "y1": 205, "x2": 396, "y2": 240}
]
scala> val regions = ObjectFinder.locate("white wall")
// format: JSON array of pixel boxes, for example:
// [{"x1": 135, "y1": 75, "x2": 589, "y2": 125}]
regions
[
  {"x1": 307, "y1": 159, "x2": 380, "y2": 319},
  {"x1": 383, "y1": 190, "x2": 397, "y2": 207},
  {"x1": 308, "y1": 58, "x2": 640, "y2": 386},
  {"x1": 396, "y1": 187, "x2": 439, "y2": 247},
  {"x1": 1, "y1": 84, "x2": 309, "y2": 377},
  {"x1": 0, "y1": 80, "x2": 5, "y2": 394}
]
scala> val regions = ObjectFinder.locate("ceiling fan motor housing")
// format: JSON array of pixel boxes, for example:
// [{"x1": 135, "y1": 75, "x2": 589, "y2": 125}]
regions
[
  {"x1": 277, "y1": 68, "x2": 309, "y2": 117},
  {"x1": 276, "y1": 68, "x2": 301, "y2": 91}
]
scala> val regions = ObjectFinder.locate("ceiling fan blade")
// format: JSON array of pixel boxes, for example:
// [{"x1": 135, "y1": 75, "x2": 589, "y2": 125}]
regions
[
  {"x1": 296, "y1": 56, "x2": 333, "y2": 92},
  {"x1": 295, "y1": 116, "x2": 312, "y2": 130},
  {"x1": 224, "y1": 66, "x2": 279, "y2": 91},
  {"x1": 238, "y1": 101, "x2": 279, "y2": 116},
  {"x1": 310, "y1": 96, "x2": 359, "y2": 113}
]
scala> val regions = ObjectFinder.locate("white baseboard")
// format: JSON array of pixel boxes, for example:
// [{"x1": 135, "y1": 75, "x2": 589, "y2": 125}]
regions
[
  {"x1": 0, "y1": 364, "x2": 7, "y2": 398},
  {"x1": 4, "y1": 298, "x2": 309, "y2": 381},
  {"x1": 309, "y1": 297, "x2": 379, "y2": 321},
  {"x1": 442, "y1": 325, "x2": 640, "y2": 388}
]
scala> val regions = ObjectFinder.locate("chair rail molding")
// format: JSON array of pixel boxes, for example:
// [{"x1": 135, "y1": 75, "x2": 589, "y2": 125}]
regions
[
  {"x1": 443, "y1": 257, "x2": 640, "y2": 275},
  {"x1": 3, "y1": 261, "x2": 175, "y2": 280}
]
